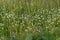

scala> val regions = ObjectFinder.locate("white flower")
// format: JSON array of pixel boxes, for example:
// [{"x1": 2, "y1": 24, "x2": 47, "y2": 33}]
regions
[{"x1": 6, "y1": 13, "x2": 15, "y2": 18}]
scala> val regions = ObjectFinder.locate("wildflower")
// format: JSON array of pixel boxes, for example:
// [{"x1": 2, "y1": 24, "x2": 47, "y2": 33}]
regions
[{"x1": 5, "y1": 13, "x2": 15, "y2": 19}]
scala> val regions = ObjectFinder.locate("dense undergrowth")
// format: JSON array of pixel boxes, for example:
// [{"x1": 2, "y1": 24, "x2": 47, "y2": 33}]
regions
[{"x1": 0, "y1": 0, "x2": 60, "y2": 40}]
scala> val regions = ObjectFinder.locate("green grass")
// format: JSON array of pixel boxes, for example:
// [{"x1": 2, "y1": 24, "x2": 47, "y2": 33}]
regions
[{"x1": 0, "y1": 0, "x2": 60, "y2": 40}]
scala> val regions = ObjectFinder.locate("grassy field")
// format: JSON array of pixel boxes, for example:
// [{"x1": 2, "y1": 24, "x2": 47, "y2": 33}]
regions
[{"x1": 0, "y1": 0, "x2": 60, "y2": 40}]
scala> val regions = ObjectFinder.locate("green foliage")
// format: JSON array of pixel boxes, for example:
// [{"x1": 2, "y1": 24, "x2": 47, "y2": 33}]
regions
[{"x1": 0, "y1": 0, "x2": 60, "y2": 40}]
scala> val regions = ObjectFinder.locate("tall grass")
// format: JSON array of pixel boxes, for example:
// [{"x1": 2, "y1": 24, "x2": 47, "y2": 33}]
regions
[{"x1": 0, "y1": 0, "x2": 60, "y2": 40}]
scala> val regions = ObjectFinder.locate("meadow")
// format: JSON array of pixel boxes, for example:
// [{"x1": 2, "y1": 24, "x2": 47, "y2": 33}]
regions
[{"x1": 0, "y1": 0, "x2": 60, "y2": 40}]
